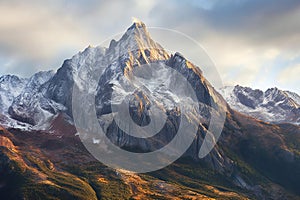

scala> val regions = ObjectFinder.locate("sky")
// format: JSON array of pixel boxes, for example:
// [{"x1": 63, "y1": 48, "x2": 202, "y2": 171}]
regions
[{"x1": 0, "y1": 0, "x2": 299, "y2": 93}]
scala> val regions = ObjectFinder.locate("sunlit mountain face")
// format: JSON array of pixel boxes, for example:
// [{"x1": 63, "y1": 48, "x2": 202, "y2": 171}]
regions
[{"x1": 0, "y1": 22, "x2": 299, "y2": 200}]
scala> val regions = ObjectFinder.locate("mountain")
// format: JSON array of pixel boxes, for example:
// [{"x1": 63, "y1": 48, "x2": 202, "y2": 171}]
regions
[
  {"x1": 0, "y1": 71, "x2": 66, "y2": 129},
  {"x1": 0, "y1": 21, "x2": 299, "y2": 199},
  {"x1": 8, "y1": 70, "x2": 67, "y2": 126},
  {"x1": 219, "y1": 85, "x2": 300, "y2": 124},
  {"x1": 0, "y1": 75, "x2": 27, "y2": 113}
]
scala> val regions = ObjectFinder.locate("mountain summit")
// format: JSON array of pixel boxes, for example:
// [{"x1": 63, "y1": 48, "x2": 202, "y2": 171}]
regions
[
  {"x1": 2, "y1": 21, "x2": 221, "y2": 127},
  {"x1": 108, "y1": 20, "x2": 169, "y2": 64}
]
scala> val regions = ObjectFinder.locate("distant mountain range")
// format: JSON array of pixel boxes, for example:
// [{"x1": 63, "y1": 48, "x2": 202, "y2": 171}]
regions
[
  {"x1": 219, "y1": 85, "x2": 300, "y2": 125},
  {"x1": 0, "y1": 21, "x2": 299, "y2": 199}
]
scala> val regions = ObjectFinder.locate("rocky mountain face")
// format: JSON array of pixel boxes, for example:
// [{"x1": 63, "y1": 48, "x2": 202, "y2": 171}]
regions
[
  {"x1": 219, "y1": 85, "x2": 300, "y2": 124},
  {"x1": 0, "y1": 22, "x2": 299, "y2": 199},
  {"x1": 1, "y1": 21, "x2": 228, "y2": 165},
  {"x1": 8, "y1": 71, "x2": 67, "y2": 126},
  {"x1": 0, "y1": 75, "x2": 27, "y2": 113}
]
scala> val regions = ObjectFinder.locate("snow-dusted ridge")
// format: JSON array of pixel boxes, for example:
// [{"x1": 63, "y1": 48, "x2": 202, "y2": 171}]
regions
[
  {"x1": 219, "y1": 85, "x2": 300, "y2": 124},
  {"x1": 0, "y1": 21, "x2": 177, "y2": 130},
  {"x1": 0, "y1": 21, "x2": 299, "y2": 130},
  {"x1": 0, "y1": 75, "x2": 28, "y2": 113},
  {"x1": 0, "y1": 71, "x2": 66, "y2": 129}
]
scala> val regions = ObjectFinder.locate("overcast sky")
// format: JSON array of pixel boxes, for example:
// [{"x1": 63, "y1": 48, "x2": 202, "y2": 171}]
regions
[{"x1": 0, "y1": 0, "x2": 299, "y2": 93}]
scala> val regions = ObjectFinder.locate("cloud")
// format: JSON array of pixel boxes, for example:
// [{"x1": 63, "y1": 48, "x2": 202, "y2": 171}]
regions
[
  {"x1": 0, "y1": 0, "x2": 299, "y2": 93},
  {"x1": 278, "y1": 63, "x2": 300, "y2": 85},
  {"x1": 150, "y1": 0, "x2": 300, "y2": 49},
  {"x1": 0, "y1": 0, "x2": 157, "y2": 76},
  {"x1": 149, "y1": 0, "x2": 300, "y2": 91},
  {"x1": 0, "y1": 1, "x2": 93, "y2": 75}
]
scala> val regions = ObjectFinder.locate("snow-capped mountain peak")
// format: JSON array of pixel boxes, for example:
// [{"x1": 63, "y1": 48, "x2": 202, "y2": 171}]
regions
[
  {"x1": 127, "y1": 20, "x2": 147, "y2": 31},
  {"x1": 0, "y1": 75, "x2": 28, "y2": 113},
  {"x1": 25, "y1": 70, "x2": 55, "y2": 91},
  {"x1": 7, "y1": 70, "x2": 64, "y2": 126},
  {"x1": 219, "y1": 85, "x2": 300, "y2": 124},
  {"x1": 0, "y1": 75, "x2": 28, "y2": 95},
  {"x1": 285, "y1": 90, "x2": 300, "y2": 106},
  {"x1": 107, "y1": 21, "x2": 169, "y2": 64},
  {"x1": 2, "y1": 21, "x2": 298, "y2": 131}
]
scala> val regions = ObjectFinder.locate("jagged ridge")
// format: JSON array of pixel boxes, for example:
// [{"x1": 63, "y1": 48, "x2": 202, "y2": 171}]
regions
[{"x1": 219, "y1": 85, "x2": 300, "y2": 124}]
